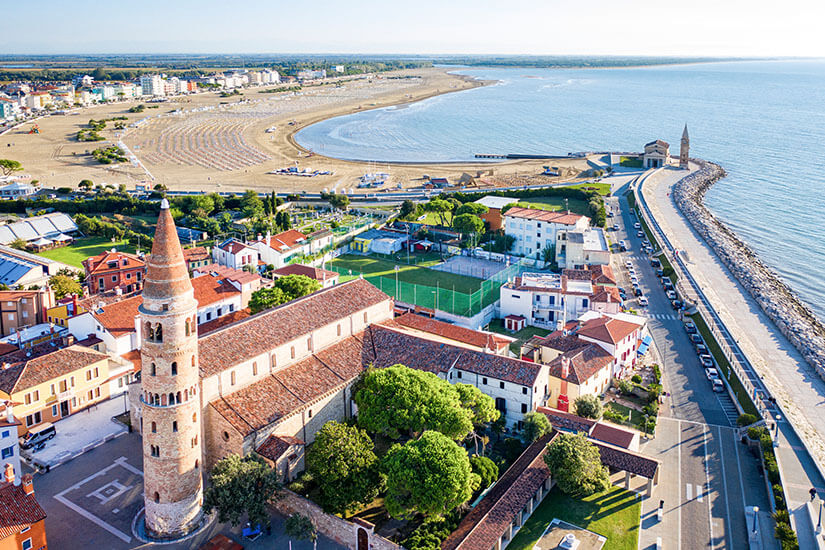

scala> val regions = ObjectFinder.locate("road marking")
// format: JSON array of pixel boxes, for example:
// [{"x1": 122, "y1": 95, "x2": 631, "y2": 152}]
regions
[
  {"x1": 53, "y1": 456, "x2": 141, "y2": 544},
  {"x1": 717, "y1": 426, "x2": 732, "y2": 550},
  {"x1": 677, "y1": 420, "x2": 682, "y2": 550},
  {"x1": 686, "y1": 483, "x2": 692, "y2": 500},
  {"x1": 703, "y1": 426, "x2": 715, "y2": 548},
  {"x1": 697, "y1": 484, "x2": 703, "y2": 502}
]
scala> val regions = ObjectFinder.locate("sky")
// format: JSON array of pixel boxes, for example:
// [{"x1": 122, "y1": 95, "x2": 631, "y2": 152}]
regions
[{"x1": 3, "y1": 0, "x2": 825, "y2": 57}]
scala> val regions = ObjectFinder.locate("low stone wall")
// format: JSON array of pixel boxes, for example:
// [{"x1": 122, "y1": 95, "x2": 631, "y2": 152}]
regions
[
  {"x1": 273, "y1": 490, "x2": 403, "y2": 550},
  {"x1": 671, "y1": 159, "x2": 825, "y2": 380}
]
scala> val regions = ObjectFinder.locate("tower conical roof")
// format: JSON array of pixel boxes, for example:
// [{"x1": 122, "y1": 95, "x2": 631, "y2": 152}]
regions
[
  {"x1": 144, "y1": 199, "x2": 193, "y2": 299},
  {"x1": 682, "y1": 124, "x2": 689, "y2": 141}
]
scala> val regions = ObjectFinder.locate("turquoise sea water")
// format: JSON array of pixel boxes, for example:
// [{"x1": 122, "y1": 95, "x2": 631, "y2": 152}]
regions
[{"x1": 295, "y1": 61, "x2": 825, "y2": 322}]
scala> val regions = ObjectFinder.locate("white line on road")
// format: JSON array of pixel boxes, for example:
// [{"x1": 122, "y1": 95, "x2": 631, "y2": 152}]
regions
[
  {"x1": 677, "y1": 419, "x2": 682, "y2": 550},
  {"x1": 703, "y1": 426, "x2": 715, "y2": 548},
  {"x1": 686, "y1": 483, "x2": 693, "y2": 500},
  {"x1": 697, "y1": 484, "x2": 704, "y2": 502},
  {"x1": 718, "y1": 425, "x2": 732, "y2": 549}
]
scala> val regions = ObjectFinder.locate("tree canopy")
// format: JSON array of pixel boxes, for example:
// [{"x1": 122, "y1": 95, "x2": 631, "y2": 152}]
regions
[
  {"x1": 455, "y1": 383, "x2": 499, "y2": 426},
  {"x1": 543, "y1": 432, "x2": 609, "y2": 496},
  {"x1": 49, "y1": 274, "x2": 82, "y2": 299},
  {"x1": 248, "y1": 274, "x2": 320, "y2": 313},
  {"x1": 355, "y1": 365, "x2": 492, "y2": 440},
  {"x1": 573, "y1": 394, "x2": 603, "y2": 420},
  {"x1": 248, "y1": 287, "x2": 288, "y2": 314},
  {"x1": 322, "y1": 192, "x2": 350, "y2": 210},
  {"x1": 284, "y1": 513, "x2": 317, "y2": 542},
  {"x1": 424, "y1": 198, "x2": 454, "y2": 226},
  {"x1": 0, "y1": 160, "x2": 22, "y2": 177},
  {"x1": 306, "y1": 421, "x2": 385, "y2": 515},
  {"x1": 470, "y1": 455, "x2": 499, "y2": 489},
  {"x1": 522, "y1": 411, "x2": 552, "y2": 442},
  {"x1": 452, "y1": 213, "x2": 485, "y2": 237},
  {"x1": 455, "y1": 203, "x2": 488, "y2": 216},
  {"x1": 202, "y1": 453, "x2": 281, "y2": 527},
  {"x1": 382, "y1": 431, "x2": 479, "y2": 519},
  {"x1": 241, "y1": 190, "x2": 265, "y2": 218},
  {"x1": 399, "y1": 199, "x2": 420, "y2": 220}
]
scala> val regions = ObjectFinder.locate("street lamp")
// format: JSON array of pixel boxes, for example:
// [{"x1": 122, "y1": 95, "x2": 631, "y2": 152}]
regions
[{"x1": 394, "y1": 265, "x2": 399, "y2": 298}]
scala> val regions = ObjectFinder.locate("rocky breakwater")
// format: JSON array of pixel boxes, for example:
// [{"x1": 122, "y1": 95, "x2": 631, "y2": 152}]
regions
[{"x1": 673, "y1": 159, "x2": 825, "y2": 380}]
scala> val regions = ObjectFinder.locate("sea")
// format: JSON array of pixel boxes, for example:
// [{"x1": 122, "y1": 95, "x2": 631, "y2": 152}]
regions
[{"x1": 295, "y1": 60, "x2": 825, "y2": 323}]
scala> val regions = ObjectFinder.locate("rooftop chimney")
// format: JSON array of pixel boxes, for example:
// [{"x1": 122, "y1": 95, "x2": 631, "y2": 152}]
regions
[
  {"x1": 22, "y1": 473, "x2": 33, "y2": 494},
  {"x1": 561, "y1": 356, "x2": 570, "y2": 380},
  {"x1": 5, "y1": 401, "x2": 12, "y2": 422}
]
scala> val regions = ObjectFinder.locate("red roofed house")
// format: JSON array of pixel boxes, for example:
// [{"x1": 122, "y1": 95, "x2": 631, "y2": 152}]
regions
[
  {"x1": 272, "y1": 263, "x2": 339, "y2": 288},
  {"x1": 0, "y1": 467, "x2": 47, "y2": 550},
  {"x1": 388, "y1": 313, "x2": 512, "y2": 355},
  {"x1": 503, "y1": 206, "x2": 589, "y2": 260},
  {"x1": 251, "y1": 229, "x2": 334, "y2": 269},
  {"x1": 182, "y1": 246, "x2": 211, "y2": 273},
  {"x1": 82, "y1": 250, "x2": 145, "y2": 295},
  {"x1": 576, "y1": 311, "x2": 647, "y2": 375},
  {"x1": 212, "y1": 239, "x2": 258, "y2": 271}
]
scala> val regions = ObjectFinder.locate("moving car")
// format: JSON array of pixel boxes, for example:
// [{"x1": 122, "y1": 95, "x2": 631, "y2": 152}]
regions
[
  {"x1": 619, "y1": 240, "x2": 627, "y2": 251},
  {"x1": 613, "y1": 224, "x2": 620, "y2": 231}
]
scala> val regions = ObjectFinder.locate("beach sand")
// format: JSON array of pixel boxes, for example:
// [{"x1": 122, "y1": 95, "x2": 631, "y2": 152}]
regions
[{"x1": 1, "y1": 68, "x2": 591, "y2": 194}]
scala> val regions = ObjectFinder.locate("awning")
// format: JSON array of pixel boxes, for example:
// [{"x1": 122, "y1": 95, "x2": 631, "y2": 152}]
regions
[
  {"x1": 637, "y1": 335, "x2": 653, "y2": 356},
  {"x1": 31, "y1": 237, "x2": 53, "y2": 246},
  {"x1": 53, "y1": 233, "x2": 72, "y2": 242}
]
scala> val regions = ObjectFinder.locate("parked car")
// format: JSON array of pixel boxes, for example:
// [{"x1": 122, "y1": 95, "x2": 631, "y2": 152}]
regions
[
  {"x1": 634, "y1": 287, "x2": 644, "y2": 297},
  {"x1": 663, "y1": 280, "x2": 675, "y2": 291},
  {"x1": 705, "y1": 367, "x2": 719, "y2": 380},
  {"x1": 656, "y1": 268, "x2": 665, "y2": 278},
  {"x1": 666, "y1": 290, "x2": 677, "y2": 300},
  {"x1": 619, "y1": 240, "x2": 627, "y2": 251},
  {"x1": 630, "y1": 276, "x2": 639, "y2": 285},
  {"x1": 638, "y1": 296, "x2": 649, "y2": 306},
  {"x1": 613, "y1": 224, "x2": 620, "y2": 231},
  {"x1": 685, "y1": 321, "x2": 697, "y2": 333},
  {"x1": 20, "y1": 422, "x2": 56, "y2": 450},
  {"x1": 634, "y1": 222, "x2": 641, "y2": 229},
  {"x1": 700, "y1": 354, "x2": 714, "y2": 367},
  {"x1": 651, "y1": 258, "x2": 661, "y2": 268},
  {"x1": 696, "y1": 343, "x2": 708, "y2": 354},
  {"x1": 637, "y1": 231, "x2": 645, "y2": 238},
  {"x1": 671, "y1": 299, "x2": 683, "y2": 309},
  {"x1": 625, "y1": 260, "x2": 633, "y2": 269},
  {"x1": 712, "y1": 379, "x2": 725, "y2": 392}
]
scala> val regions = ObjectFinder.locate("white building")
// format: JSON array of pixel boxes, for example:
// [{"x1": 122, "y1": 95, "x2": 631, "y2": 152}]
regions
[
  {"x1": 251, "y1": 229, "x2": 333, "y2": 269},
  {"x1": 575, "y1": 311, "x2": 649, "y2": 376},
  {"x1": 499, "y1": 272, "x2": 594, "y2": 330},
  {"x1": 0, "y1": 181, "x2": 36, "y2": 198},
  {"x1": 72, "y1": 75, "x2": 94, "y2": 88},
  {"x1": 261, "y1": 70, "x2": 280, "y2": 84},
  {"x1": 114, "y1": 83, "x2": 138, "y2": 99},
  {"x1": 643, "y1": 139, "x2": 670, "y2": 169},
  {"x1": 503, "y1": 207, "x2": 589, "y2": 260},
  {"x1": 297, "y1": 69, "x2": 326, "y2": 80},
  {"x1": 212, "y1": 239, "x2": 259, "y2": 270},
  {"x1": 556, "y1": 227, "x2": 610, "y2": 269},
  {"x1": 140, "y1": 75, "x2": 165, "y2": 97},
  {"x1": 334, "y1": 65, "x2": 345, "y2": 74},
  {"x1": 0, "y1": 406, "x2": 22, "y2": 482}
]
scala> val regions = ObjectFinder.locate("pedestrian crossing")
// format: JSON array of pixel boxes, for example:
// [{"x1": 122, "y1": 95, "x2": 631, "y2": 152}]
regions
[
  {"x1": 647, "y1": 313, "x2": 679, "y2": 320},
  {"x1": 716, "y1": 392, "x2": 740, "y2": 426}
]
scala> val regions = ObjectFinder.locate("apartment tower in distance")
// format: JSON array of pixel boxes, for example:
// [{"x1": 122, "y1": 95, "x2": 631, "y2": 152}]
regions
[
  {"x1": 139, "y1": 198, "x2": 203, "y2": 538},
  {"x1": 680, "y1": 124, "x2": 690, "y2": 169}
]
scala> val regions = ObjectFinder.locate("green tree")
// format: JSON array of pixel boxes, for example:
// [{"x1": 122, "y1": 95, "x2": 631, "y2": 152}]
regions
[
  {"x1": 543, "y1": 432, "x2": 609, "y2": 496},
  {"x1": 49, "y1": 274, "x2": 82, "y2": 299},
  {"x1": 522, "y1": 411, "x2": 552, "y2": 442},
  {"x1": 327, "y1": 193, "x2": 350, "y2": 211},
  {"x1": 452, "y1": 213, "x2": 485, "y2": 244},
  {"x1": 500, "y1": 202, "x2": 519, "y2": 215},
  {"x1": 355, "y1": 365, "x2": 475, "y2": 440},
  {"x1": 284, "y1": 514, "x2": 317, "y2": 543},
  {"x1": 399, "y1": 199, "x2": 419, "y2": 220},
  {"x1": 0, "y1": 159, "x2": 23, "y2": 177},
  {"x1": 9, "y1": 238, "x2": 27, "y2": 251},
  {"x1": 455, "y1": 383, "x2": 499, "y2": 426},
  {"x1": 424, "y1": 198, "x2": 453, "y2": 227},
  {"x1": 455, "y1": 203, "x2": 488, "y2": 216},
  {"x1": 241, "y1": 190, "x2": 264, "y2": 218},
  {"x1": 382, "y1": 431, "x2": 479, "y2": 519},
  {"x1": 574, "y1": 395, "x2": 603, "y2": 419},
  {"x1": 272, "y1": 274, "x2": 321, "y2": 301},
  {"x1": 78, "y1": 179, "x2": 94, "y2": 190},
  {"x1": 491, "y1": 233, "x2": 516, "y2": 253},
  {"x1": 248, "y1": 286, "x2": 289, "y2": 314},
  {"x1": 541, "y1": 244, "x2": 555, "y2": 265},
  {"x1": 306, "y1": 421, "x2": 385, "y2": 515},
  {"x1": 470, "y1": 455, "x2": 499, "y2": 489},
  {"x1": 202, "y1": 453, "x2": 281, "y2": 527}
]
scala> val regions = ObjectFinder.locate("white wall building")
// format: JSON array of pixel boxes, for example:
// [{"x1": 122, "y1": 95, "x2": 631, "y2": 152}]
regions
[
  {"x1": 499, "y1": 272, "x2": 593, "y2": 330},
  {"x1": 0, "y1": 406, "x2": 22, "y2": 482},
  {"x1": 556, "y1": 227, "x2": 610, "y2": 269},
  {"x1": 504, "y1": 207, "x2": 589, "y2": 260},
  {"x1": 140, "y1": 75, "x2": 165, "y2": 97},
  {"x1": 212, "y1": 239, "x2": 259, "y2": 270}
]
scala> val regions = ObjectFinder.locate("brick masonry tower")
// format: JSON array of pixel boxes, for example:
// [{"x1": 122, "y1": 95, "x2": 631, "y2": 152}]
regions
[
  {"x1": 140, "y1": 198, "x2": 203, "y2": 538},
  {"x1": 680, "y1": 124, "x2": 690, "y2": 169}
]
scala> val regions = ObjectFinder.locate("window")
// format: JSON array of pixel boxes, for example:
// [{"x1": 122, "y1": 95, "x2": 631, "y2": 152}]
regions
[
  {"x1": 206, "y1": 311, "x2": 211, "y2": 321},
  {"x1": 521, "y1": 403, "x2": 528, "y2": 413},
  {"x1": 252, "y1": 362, "x2": 258, "y2": 376},
  {"x1": 229, "y1": 303, "x2": 234, "y2": 312},
  {"x1": 230, "y1": 371, "x2": 236, "y2": 386},
  {"x1": 499, "y1": 381, "x2": 505, "y2": 389},
  {"x1": 137, "y1": 272, "x2": 142, "y2": 281},
  {"x1": 112, "y1": 275, "x2": 117, "y2": 282},
  {"x1": 51, "y1": 404, "x2": 58, "y2": 417},
  {"x1": 363, "y1": 312, "x2": 368, "y2": 323},
  {"x1": 222, "y1": 431, "x2": 230, "y2": 441},
  {"x1": 192, "y1": 436, "x2": 198, "y2": 448},
  {"x1": 308, "y1": 409, "x2": 312, "y2": 418},
  {"x1": 150, "y1": 363, "x2": 156, "y2": 376},
  {"x1": 522, "y1": 387, "x2": 528, "y2": 395},
  {"x1": 290, "y1": 346, "x2": 295, "y2": 359},
  {"x1": 482, "y1": 377, "x2": 487, "y2": 385},
  {"x1": 87, "y1": 390, "x2": 94, "y2": 401},
  {"x1": 457, "y1": 371, "x2": 462, "y2": 379},
  {"x1": 25, "y1": 412, "x2": 41, "y2": 427},
  {"x1": 151, "y1": 422, "x2": 157, "y2": 433},
  {"x1": 195, "y1": 459, "x2": 199, "y2": 469},
  {"x1": 98, "y1": 277, "x2": 104, "y2": 288},
  {"x1": 172, "y1": 421, "x2": 178, "y2": 433},
  {"x1": 50, "y1": 384, "x2": 55, "y2": 395},
  {"x1": 495, "y1": 397, "x2": 506, "y2": 412},
  {"x1": 22, "y1": 538, "x2": 32, "y2": 550},
  {"x1": 24, "y1": 393, "x2": 31, "y2": 405},
  {"x1": 1, "y1": 430, "x2": 7, "y2": 438},
  {"x1": 86, "y1": 370, "x2": 92, "y2": 381},
  {"x1": 193, "y1": 413, "x2": 197, "y2": 423},
  {"x1": 337, "y1": 324, "x2": 341, "y2": 336},
  {"x1": 171, "y1": 362, "x2": 177, "y2": 376},
  {"x1": 151, "y1": 445, "x2": 160, "y2": 457},
  {"x1": 1, "y1": 446, "x2": 13, "y2": 459},
  {"x1": 153, "y1": 491, "x2": 159, "y2": 503},
  {"x1": 126, "y1": 273, "x2": 131, "y2": 279}
]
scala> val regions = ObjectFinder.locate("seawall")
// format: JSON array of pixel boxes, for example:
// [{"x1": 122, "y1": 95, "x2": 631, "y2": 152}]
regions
[{"x1": 672, "y1": 159, "x2": 825, "y2": 379}]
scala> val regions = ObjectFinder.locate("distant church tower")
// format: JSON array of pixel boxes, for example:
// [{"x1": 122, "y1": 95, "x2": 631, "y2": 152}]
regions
[
  {"x1": 140, "y1": 198, "x2": 203, "y2": 538},
  {"x1": 679, "y1": 124, "x2": 690, "y2": 169}
]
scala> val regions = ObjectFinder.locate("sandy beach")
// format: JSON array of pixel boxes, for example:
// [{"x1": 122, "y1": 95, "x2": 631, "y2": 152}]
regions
[{"x1": 0, "y1": 67, "x2": 592, "y2": 194}]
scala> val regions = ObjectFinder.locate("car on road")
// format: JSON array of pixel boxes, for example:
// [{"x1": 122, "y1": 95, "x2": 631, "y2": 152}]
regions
[
  {"x1": 690, "y1": 333, "x2": 703, "y2": 345},
  {"x1": 656, "y1": 268, "x2": 665, "y2": 278},
  {"x1": 663, "y1": 279, "x2": 674, "y2": 290},
  {"x1": 666, "y1": 290, "x2": 677, "y2": 300},
  {"x1": 712, "y1": 379, "x2": 725, "y2": 392},
  {"x1": 638, "y1": 296, "x2": 648, "y2": 307},
  {"x1": 634, "y1": 287, "x2": 644, "y2": 297},
  {"x1": 696, "y1": 343, "x2": 708, "y2": 355},
  {"x1": 20, "y1": 422, "x2": 56, "y2": 450},
  {"x1": 625, "y1": 260, "x2": 633, "y2": 269},
  {"x1": 705, "y1": 367, "x2": 719, "y2": 380},
  {"x1": 619, "y1": 240, "x2": 627, "y2": 251},
  {"x1": 634, "y1": 222, "x2": 641, "y2": 229},
  {"x1": 613, "y1": 224, "x2": 620, "y2": 231},
  {"x1": 700, "y1": 354, "x2": 714, "y2": 367},
  {"x1": 671, "y1": 299, "x2": 683, "y2": 309},
  {"x1": 685, "y1": 321, "x2": 697, "y2": 333},
  {"x1": 637, "y1": 230, "x2": 645, "y2": 238},
  {"x1": 651, "y1": 258, "x2": 661, "y2": 268},
  {"x1": 630, "y1": 276, "x2": 639, "y2": 285}
]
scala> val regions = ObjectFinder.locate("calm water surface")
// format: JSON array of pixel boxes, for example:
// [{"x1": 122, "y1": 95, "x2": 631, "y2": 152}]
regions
[{"x1": 296, "y1": 61, "x2": 825, "y2": 322}]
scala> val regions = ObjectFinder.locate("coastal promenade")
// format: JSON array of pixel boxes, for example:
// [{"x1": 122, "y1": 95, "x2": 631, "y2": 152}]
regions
[{"x1": 639, "y1": 165, "x2": 825, "y2": 546}]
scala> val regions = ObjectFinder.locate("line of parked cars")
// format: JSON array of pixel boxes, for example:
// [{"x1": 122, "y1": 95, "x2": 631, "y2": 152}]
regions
[{"x1": 685, "y1": 320, "x2": 724, "y2": 392}]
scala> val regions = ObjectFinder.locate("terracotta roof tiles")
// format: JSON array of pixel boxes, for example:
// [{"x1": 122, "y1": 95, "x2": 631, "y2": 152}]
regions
[
  {"x1": 0, "y1": 344, "x2": 109, "y2": 394},
  {"x1": 504, "y1": 206, "x2": 587, "y2": 226},
  {"x1": 0, "y1": 478, "x2": 46, "y2": 539},
  {"x1": 272, "y1": 263, "x2": 338, "y2": 282},
  {"x1": 577, "y1": 316, "x2": 642, "y2": 345},
  {"x1": 390, "y1": 313, "x2": 510, "y2": 352}
]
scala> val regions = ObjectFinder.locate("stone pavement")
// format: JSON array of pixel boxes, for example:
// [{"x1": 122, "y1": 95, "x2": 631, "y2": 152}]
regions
[
  {"x1": 641, "y1": 165, "x2": 825, "y2": 546},
  {"x1": 23, "y1": 394, "x2": 129, "y2": 469}
]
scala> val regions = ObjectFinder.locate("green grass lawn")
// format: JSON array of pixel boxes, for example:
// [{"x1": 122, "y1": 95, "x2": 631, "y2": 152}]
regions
[
  {"x1": 508, "y1": 486, "x2": 640, "y2": 550},
  {"x1": 565, "y1": 182, "x2": 612, "y2": 196},
  {"x1": 328, "y1": 254, "x2": 482, "y2": 294},
  {"x1": 37, "y1": 237, "x2": 136, "y2": 268},
  {"x1": 517, "y1": 196, "x2": 589, "y2": 216},
  {"x1": 605, "y1": 402, "x2": 646, "y2": 431},
  {"x1": 688, "y1": 312, "x2": 759, "y2": 416},
  {"x1": 486, "y1": 318, "x2": 550, "y2": 355}
]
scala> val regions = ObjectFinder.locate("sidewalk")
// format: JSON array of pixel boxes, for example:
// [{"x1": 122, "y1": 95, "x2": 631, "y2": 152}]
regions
[
  {"x1": 23, "y1": 395, "x2": 129, "y2": 469},
  {"x1": 640, "y1": 165, "x2": 825, "y2": 544}
]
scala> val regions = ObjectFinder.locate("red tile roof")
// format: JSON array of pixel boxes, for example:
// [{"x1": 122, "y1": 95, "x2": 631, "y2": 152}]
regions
[
  {"x1": 272, "y1": 263, "x2": 338, "y2": 282},
  {"x1": 263, "y1": 229, "x2": 306, "y2": 251},
  {"x1": 194, "y1": 264, "x2": 262, "y2": 285},
  {"x1": 197, "y1": 308, "x2": 251, "y2": 336},
  {"x1": 183, "y1": 246, "x2": 210, "y2": 263},
  {"x1": 577, "y1": 316, "x2": 642, "y2": 345},
  {"x1": 91, "y1": 294, "x2": 142, "y2": 338},
  {"x1": 0, "y1": 478, "x2": 46, "y2": 539},
  {"x1": 503, "y1": 206, "x2": 587, "y2": 226},
  {"x1": 0, "y1": 345, "x2": 109, "y2": 394},
  {"x1": 191, "y1": 274, "x2": 241, "y2": 307},
  {"x1": 593, "y1": 441, "x2": 659, "y2": 478},
  {"x1": 590, "y1": 422, "x2": 636, "y2": 450},
  {"x1": 198, "y1": 279, "x2": 389, "y2": 377},
  {"x1": 367, "y1": 325, "x2": 541, "y2": 386},
  {"x1": 389, "y1": 313, "x2": 510, "y2": 352},
  {"x1": 0, "y1": 291, "x2": 39, "y2": 301},
  {"x1": 210, "y1": 334, "x2": 372, "y2": 435},
  {"x1": 546, "y1": 343, "x2": 614, "y2": 384},
  {"x1": 591, "y1": 286, "x2": 621, "y2": 303},
  {"x1": 82, "y1": 250, "x2": 145, "y2": 276},
  {"x1": 256, "y1": 434, "x2": 304, "y2": 463},
  {"x1": 219, "y1": 240, "x2": 252, "y2": 255},
  {"x1": 536, "y1": 406, "x2": 596, "y2": 433},
  {"x1": 442, "y1": 433, "x2": 557, "y2": 550}
]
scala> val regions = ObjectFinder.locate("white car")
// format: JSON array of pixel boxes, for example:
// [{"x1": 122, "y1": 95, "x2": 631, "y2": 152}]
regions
[
  {"x1": 625, "y1": 261, "x2": 633, "y2": 269},
  {"x1": 634, "y1": 222, "x2": 641, "y2": 229},
  {"x1": 630, "y1": 276, "x2": 639, "y2": 284},
  {"x1": 638, "y1": 296, "x2": 649, "y2": 307},
  {"x1": 705, "y1": 367, "x2": 719, "y2": 380}
]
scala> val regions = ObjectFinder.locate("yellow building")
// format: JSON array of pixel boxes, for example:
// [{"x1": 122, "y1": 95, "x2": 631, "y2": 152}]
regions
[
  {"x1": 0, "y1": 344, "x2": 112, "y2": 434},
  {"x1": 46, "y1": 298, "x2": 87, "y2": 329}
]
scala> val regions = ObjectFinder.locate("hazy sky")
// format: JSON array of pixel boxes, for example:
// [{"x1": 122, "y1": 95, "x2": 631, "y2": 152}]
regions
[{"x1": 4, "y1": 0, "x2": 825, "y2": 57}]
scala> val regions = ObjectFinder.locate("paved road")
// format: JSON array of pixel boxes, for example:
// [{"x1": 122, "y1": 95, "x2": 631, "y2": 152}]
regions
[
  {"x1": 607, "y1": 189, "x2": 776, "y2": 549},
  {"x1": 30, "y1": 433, "x2": 346, "y2": 550}
]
